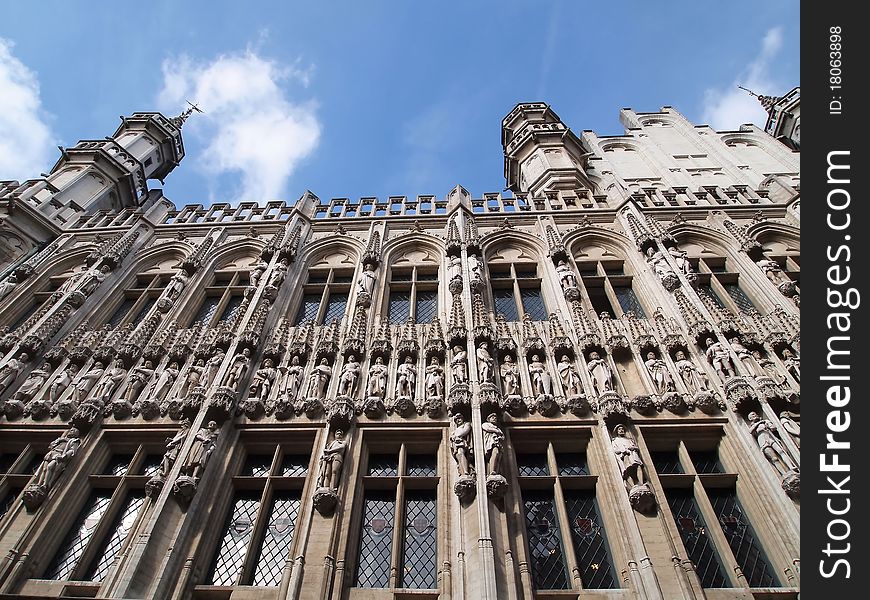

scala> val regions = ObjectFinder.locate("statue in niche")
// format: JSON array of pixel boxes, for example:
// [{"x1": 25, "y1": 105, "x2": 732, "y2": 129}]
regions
[
  {"x1": 449, "y1": 412, "x2": 473, "y2": 477},
  {"x1": 645, "y1": 246, "x2": 674, "y2": 281},
  {"x1": 781, "y1": 348, "x2": 800, "y2": 382},
  {"x1": 481, "y1": 412, "x2": 505, "y2": 476},
  {"x1": 729, "y1": 337, "x2": 755, "y2": 373},
  {"x1": 316, "y1": 429, "x2": 347, "y2": 490},
  {"x1": 747, "y1": 411, "x2": 797, "y2": 476},
  {"x1": 667, "y1": 245, "x2": 694, "y2": 276},
  {"x1": 0, "y1": 352, "x2": 28, "y2": 396},
  {"x1": 586, "y1": 351, "x2": 614, "y2": 395},
  {"x1": 267, "y1": 258, "x2": 288, "y2": 287},
  {"x1": 499, "y1": 355, "x2": 520, "y2": 397},
  {"x1": 178, "y1": 359, "x2": 206, "y2": 398},
  {"x1": 124, "y1": 361, "x2": 155, "y2": 404},
  {"x1": 160, "y1": 418, "x2": 191, "y2": 478},
  {"x1": 49, "y1": 363, "x2": 79, "y2": 404},
  {"x1": 425, "y1": 356, "x2": 444, "y2": 400},
  {"x1": 249, "y1": 358, "x2": 277, "y2": 403},
  {"x1": 54, "y1": 266, "x2": 87, "y2": 297},
  {"x1": 26, "y1": 427, "x2": 81, "y2": 502},
  {"x1": 528, "y1": 354, "x2": 552, "y2": 397},
  {"x1": 94, "y1": 359, "x2": 127, "y2": 404},
  {"x1": 79, "y1": 264, "x2": 111, "y2": 296},
  {"x1": 337, "y1": 355, "x2": 361, "y2": 397},
  {"x1": 166, "y1": 271, "x2": 189, "y2": 301},
  {"x1": 644, "y1": 352, "x2": 675, "y2": 395},
  {"x1": 704, "y1": 338, "x2": 735, "y2": 382},
  {"x1": 468, "y1": 253, "x2": 483, "y2": 285},
  {"x1": 395, "y1": 355, "x2": 417, "y2": 399},
  {"x1": 779, "y1": 411, "x2": 800, "y2": 449},
  {"x1": 180, "y1": 420, "x2": 219, "y2": 479},
  {"x1": 281, "y1": 355, "x2": 305, "y2": 400},
  {"x1": 306, "y1": 358, "x2": 332, "y2": 400},
  {"x1": 555, "y1": 260, "x2": 578, "y2": 290},
  {"x1": 673, "y1": 350, "x2": 710, "y2": 394},
  {"x1": 72, "y1": 361, "x2": 105, "y2": 403},
  {"x1": 248, "y1": 259, "x2": 268, "y2": 289},
  {"x1": 0, "y1": 274, "x2": 18, "y2": 301},
  {"x1": 557, "y1": 355, "x2": 583, "y2": 397},
  {"x1": 449, "y1": 255, "x2": 462, "y2": 281},
  {"x1": 203, "y1": 349, "x2": 225, "y2": 388},
  {"x1": 476, "y1": 342, "x2": 494, "y2": 382},
  {"x1": 751, "y1": 350, "x2": 786, "y2": 385},
  {"x1": 451, "y1": 345, "x2": 468, "y2": 383},
  {"x1": 366, "y1": 356, "x2": 388, "y2": 399},
  {"x1": 756, "y1": 257, "x2": 787, "y2": 285},
  {"x1": 356, "y1": 263, "x2": 377, "y2": 297},
  {"x1": 611, "y1": 423, "x2": 646, "y2": 489},
  {"x1": 222, "y1": 347, "x2": 251, "y2": 389},
  {"x1": 6, "y1": 362, "x2": 52, "y2": 418}
]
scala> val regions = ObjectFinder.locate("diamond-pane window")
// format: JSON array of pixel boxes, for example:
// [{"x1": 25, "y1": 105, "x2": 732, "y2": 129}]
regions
[
  {"x1": 355, "y1": 493, "x2": 395, "y2": 588},
  {"x1": 295, "y1": 293, "x2": 320, "y2": 325},
  {"x1": 219, "y1": 295, "x2": 244, "y2": 322},
  {"x1": 667, "y1": 489, "x2": 729, "y2": 588},
  {"x1": 86, "y1": 493, "x2": 145, "y2": 582},
  {"x1": 723, "y1": 284, "x2": 755, "y2": 313},
  {"x1": 651, "y1": 451, "x2": 684, "y2": 474},
  {"x1": 140, "y1": 455, "x2": 163, "y2": 477},
  {"x1": 46, "y1": 493, "x2": 113, "y2": 580},
  {"x1": 281, "y1": 454, "x2": 310, "y2": 477},
  {"x1": 107, "y1": 298, "x2": 135, "y2": 328},
  {"x1": 406, "y1": 455, "x2": 437, "y2": 477},
  {"x1": 521, "y1": 288, "x2": 547, "y2": 321},
  {"x1": 564, "y1": 491, "x2": 617, "y2": 589},
  {"x1": 323, "y1": 293, "x2": 348, "y2": 324},
  {"x1": 194, "y1": 296, "x2": 221, "y2": 324},
  {"x1": 516, "y1": 454, "x2": 549, "y2": 476},
  {"x1": 401, "y1": 492, "x2": 437, "y2": 589},
  {"x1": 523, "y1": 492, "x2": 569, "y2": 590},
  {"x1": 614, "y1": 285, "x2": 646, "y2": 318},
  {"x1": 251, "y1": 493, "x2": 301, "y2": 586},
  {"x1": 557, "y1": 453, "x2": 589, "y2": 476},
  {"x1": 130, "y1": 297, "x2": 156, "y2": 325},
  {"x1": 388, "y1": 291, "x2": 411, "y2": 324},
  {"x1": 698, "y1": 284, "x2": 725, "y2": 308},
  {"x1": 208, "y1": 494, "x2": 261, "y2": 586},
  {"x1": 691, "y1": 450, "x2": 723, "y2": 474},
  {"x1": 367, "y1": 454, "x2": 399, "y2": 477},
  {"x1": 493, "y1": 288, "x2": 519, "y2": 321},
  {"x1": 415, "y1": 291, "x2": 437, "y2": 324},
  {"x1": 708, "y1": 488, "x2": 779, "y2": 588},
  {"x1": 242, "y1": 455, "x2": 273, "y2": 477},
  {"x1": 104, "y1": 455, "x2": 133, "y2": 476}
]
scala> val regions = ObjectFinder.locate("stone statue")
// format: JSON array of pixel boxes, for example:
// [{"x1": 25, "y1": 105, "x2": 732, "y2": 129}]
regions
[
  {"x1": 31, "y1": 428, "x2": 81, "y2": 490},
  {"x1": 72, "y1": 361, "x2": 105, "y2": 403},
  {"x1": 94, "y1": 359, "x2": 127, "y2": 404},
  {"x1": 153, "y1": 362, "x2": 180, "y2": 401},
  {"x1": 476, "y1": 342, "x2": 494, "y2": 382},
  {"x1": 179, "y1": 359, "x2": 206, "y2": 398},
  {"x1": 49, "y1": 363, "x2": 79, "y2": 404},
  {"x1": 756, "y1": 257, "x2": 786, "y2": 285},
  {"x1": 528, "y1": 354, "x2": 552, "y2": 397},
  {"x1": 557, "y1": 355, "x2": 583, "y2": 397},
  {"x1": 124, "y1": 361, "x2": 155, "y2": 404},
  {"x1": 750, "y1": 350, "x2": 785, "y2": 385},
  {"x1": 644, "y1": 352, "x2": 675, "y2": 395},
  {"x1": 204, "y1": 349, "x2": 226, "y2": 387},
  {"x1": 747, "y1": 411, "x2": 796, "y2": 476},
  {"x1": 181, "y1": 420, "x2": 219, "y2": 479},
  {"x1": 705, "y1": 338, "x2": 735, "y2": 382},
  {"x1": 451, "y1": 345, "x2": 468, "y2": 383},
  {"x1": 249, "y1": 358, "x2": 277, "y2": 403},
  {"x1": 249, "y1": 260, "x2": 268, "y2": 289},
  {"x1": 586, "y1": 351, "x2": 614, "y2": 395},
  {"x1": 468, "y1": 253, "x2": 483, "y2": 284},
  {"x1": 307, "y1": 358, "x2": 332, "y2": 400},
  {"x1": 499, "y1": 355, "x2": 520, "y2": 396},
  {"x1": 55, "y1": 266, "x2": 87, "y2": 296},
  {"x1": 338, "y1": 355, "x2": 361, "y2": 397},
  {"x1": 425, "y1": 356, "x2": 444, "y2": 399},
  {"x1": 316, "y1": 429, "x2": 347, "y2": 489},
  {"x1": 481, "y1": 412, "x2": 504, "y2": 476},
  {"x1": 779, "y1": 411, "x2": 800, "y2": 449},
  {"x1": 667, "y1": 245, "x2": 693, "y2": 276},
  {"x1": 160, "y1": 418, "x2": 191, "y2": 477},
  {"x1": 555, "y1": 260, "x2": 578, "y2": 290},
  {"x1": 0, "y1": 275, "x2": 18, "y2": 301},
  {"x1": 267, "y1": 258, "x2": 288, "y2": 287},
  {"x1": 449, "y1": 412, "x2": 473, "y2": 477},
  {"x1": 449, "y1": 255, "x2": 462, "y2": 281},
  {"x1": 166, "y1": 271, "x2": 189, "y2": 300},
  {"x1": 674, "y1": 351, "x2": 710, "y2": 394},
  {"x1": 729, "y1": 337, "x2": 755, "y2": 373},
  {"x1": 80, "y1": 264, "x2": 111, "y2": 296},
  {"x1": 611, "y1": 424, "x2": 646, "y2": 488},
  {"x1": 12, "y1": 362, "x2": 52, "y2": 405},
  {"x1": 366, "y1": 356, "x2": 388, "y2": 399},
  {"x1": 222, "y1": 347, "x2": 251, "y2": 389},
  {"x1": 0, "y1": 352, "x2": 28, "y2": 396},
  {"x1": 645, "y1": 246, "x2": 674, "y2": 281},
  {"x1": 395, "y1": 355, "x2": 417, "y2": 399},
  {"x1": 356, "y1": 263, "x2": 377, "y2": 297},
  {"x1": 781, "y1": 348, "x2": 800, "y2": 382},
  {"x1": 282, "y1": 355, "x2": 305, "y2": 400}
]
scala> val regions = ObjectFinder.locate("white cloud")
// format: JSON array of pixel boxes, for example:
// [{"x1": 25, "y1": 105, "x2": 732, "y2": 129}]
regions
[
  {"x1": 158, "y1": 49, "x2": 320, "y2": 203},
  {"x1": 0, "y1": 38, "x2": 55, "y2": 180},
  {"x1": 701, "y1": 27, "x2": 785, "y2": 130}
]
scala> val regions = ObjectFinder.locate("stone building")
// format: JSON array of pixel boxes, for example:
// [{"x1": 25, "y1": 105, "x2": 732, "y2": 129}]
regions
[{"x1": 0, "y1": 100, "x2": 800, "y2": 600}]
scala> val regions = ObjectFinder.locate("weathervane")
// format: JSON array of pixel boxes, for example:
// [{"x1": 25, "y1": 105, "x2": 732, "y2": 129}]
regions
[
  {"x1": 737, "y1": 85, "x2": 779, "y2": 112},
  {"x1": 170, "y1": 100, "x2": 204, "y2": 129}
]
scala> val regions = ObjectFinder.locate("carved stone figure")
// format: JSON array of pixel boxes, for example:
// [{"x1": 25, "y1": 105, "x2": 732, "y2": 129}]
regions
[
  {"x1": 72, "y1": 361, "x2": 105, "y2": 403},
  {"x1": 476, "y1": 342, "x2": 494, "y2": 382},
  {"x1": 451, "y1": 345, "x2": 468, "y2": 383},
  {"x1": 781, "y1": 348, "x2": 800, "y2": 382},
  {"x1": 179, "y1": 359, "x2": 206, "y2": 398},
  {"x1": 395, "y1": 355, "x2": 417, "y2": 399},
  {"x1": 499, "y1": 355, "x2": 520, "y2": 396},
  {"x1": 705, "y1": 338, "x2": 735, "y2": 382},
  {"x1": 95, "y1": 359, "x2": 127, "y2": 404},
  {"x1": 181, "y1": 420, "x2": 220, "y2": 479},
  {"x1": 29, "y1": 427, "x2": 81, "y2": 492},
  {"x1": 667, "y1": 246, "x2": 694, "y2": 276},
  {"x1": 282, "y1": 355, "x2": 305, "y2": 400},
  {"x1": 13, "y1": 362, "x2": 51, "y2": 404},
  {"x1": 0, "y1": 353, "x2": 28, "y2": 396},
  {"x1": 267, "y1": 258, "x2": 288, "y2": 287},
  {"x1": 644, "y1": 352, "x2": 675, "y2": 395},
  {"x1": 756, "y1": 258, "x2": 787, "y2": 285},
  {"x1": 779, "y1": 411, "x2": 800, "y2": 449},
  {"x1": 482, "y1": 413, "x2": 505, "y2": 476},
  {"x1": 80, "y1": 264, "x2": 111, "y2": 296},
  {"x1": 645, "y1": 246, "x2": 674, "y2": 282},
  {"x1": 356, "y1": 263, "x2": 377, "y2": 297},
  {"x1": 307, "y1": 358, "x2": 332, "y2": 400},
  {"x1": 0, "y1": 275, "x2": 18, "y2": 301},
  {"x1": 555, "y1": 260, "x2": 578, "y2": 290},
  {"x1": 528, "y1": 354, "x2": 552, "y2": 397},
  {"x1": 468, "y1": 253, "x2": 483, "y2": 284},
  {"x1": 449, "y1": 412, "x2": 473, "y2": 477},
  {"x1": 166, "y1": 271, "x2": 189, "y2": 300},
  {"x1": 674, "y1": 351, "x2": 710, "y2": 394},
  {"x1": 449, "y1": 255, "x2": 462, "y2": 281},
  {"x1": 752, "y1": 350, "x2": 785, "y2": 385},
  {"x1": 222, "y1": 348, "x2": 251, "y2": 389},
  {"x1": 55, "y1": 266, "x2": 87, "y2": 296},
  {"x1": 49, "y1": 363, "x2": 79, "y2": 404},
  {"x1": 747, "y1": 411, "x2": 796, "y2": 476},
  {"x1": 249, "y1": 260, "x2": 268, "y2": 289},
  {"x1": 124, "y1": 361, "x2": 155, "y2": 404},
  {"x1": 316, "y1": 429, "x2": 347, "y2": 489},
  {"x1": 611, "y1": 424, "x2": 646, "y2": 488},
  {"x1": 425, "y1": 356, "x2": 444, "y2": 399},
  {"x1": 366, "y1": 356, "x2": 388, "y2": 399},
  {"x1": 160, "y1": 419, "x2": 191, "y2": 477},
  {"x1": 249, "y1": 358, "x2": 277, "y2": 402},
  {"x1": 729, "y1": 337, "x2": 755, "y2": 373},
  {"x1": 338, "y1": 355, "x2": 361, "y2": 397},
  {"x1": 586, "y1": 351, "x2": 614, "y2": 395},
  {"x1": 557, "y1": 355, "x2": 583, "y2": 397}
]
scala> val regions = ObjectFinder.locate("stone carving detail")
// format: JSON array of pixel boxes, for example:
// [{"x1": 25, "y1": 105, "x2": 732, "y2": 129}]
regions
[
  {"x1": 146, "y1": 418, "x2": 191, "y2": 497},
  {"x1": 450, "y1": 345, "x2": 468, "y2": 384},
  {"x1": 586, "y1": 351, "x2": 614, "y2": 396},
  {"x1": 779, "y1": 411, "x2": 800, "y2": 449},
  {"x1": 240, "y1": 358, "x2": 277, "y2": 419},
  {"x1": 555, "y1": 260, "x2": 580, "y2": 300},
  {"x1": 499, "y1": 355, "x2": 521, "y2": 398},
  {"x1": 314, "y1": 429, "x2": 347, "y2": 515},
  {"x1": 665, "y1": 243, "x2": 697, "y2": 283},
  {"x1": 450, "y1": 412, "x2": 475, "y2": 501},
  {"x1": 4, "y1": 361, "x2": 51, "y2": 420},
  {"x1": 747, "y1": 411, "x2": 800, "y2": 499},
  {"x1": 611, "y1": 424, "x2": 655, "y2": 513},
  {"x1": 356, "y1": 262, "x2": 377, "y2": 306},
  {"x1": 304, "y1": 357, "x2": 332, "y2": 410},
  {"x1": 361, "y1": 356, "x2": 388, "y2": 417},
  {"x1": 557, "y1": 355, "x2": 584, "y2": 400},
  {"x1": 423, "y1": 356, "x2": 444, "y2": 417},
  {"x1": 22, "y1": 428, "x2": 82, "y2": 510},
  {"x1": 482, "y1": 412, "x2": 507, "y2": 498},
  {"x1": 173, "y1": 420, "x2": 220, "y2": 503},
  {"x1": 781, "y1": 348, "x2": 799, "y2": 382},
  {"x1": 704, "y1": 338, "x2": 735, "y2": 383},
  {"x1": 337, "y1": 355, "x2": 361, "y2": 398},
  {"x1": 644, "y1": 351, "x2": 675, "y2": 395},
  {"x1": 476, "y1": 342, "x2": 494, "y2": 382},
  {"x1": 645, "y1": 246, "x2": 680, "y2": 291},
  {"x1": 0, "y1": 352, "x2": 28, "y2": 397}
]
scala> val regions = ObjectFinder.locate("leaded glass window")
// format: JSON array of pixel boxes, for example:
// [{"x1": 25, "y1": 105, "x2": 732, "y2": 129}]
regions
[
  {"x1": 86, "y1": 493, "x2": 146, "y2": 582},
  {"x1": 406, "y1": 454, "x2": 437, "y2": 477},
  {"x1": 388, "y1": 291, "x2": 412, "y2": 324},
  {"x1": 294, "y1": 293, "x2": 320, "y2": 324},
  {"x1": 219, "y1": 295, "x2": 244, "y2": 322},
  {"x1": 564, "y1": 491, "x2": 617, "y2": 589},
  {"x1": 46, "y1": 493, "x2": 113, "y2": 580},
  {"x1": 104, "y1": 455, "x2": 133, "y2": 476},
  {"x1": 102, "y1": 272, "x2": 168, "y2": 329},
  {"x1": 516, "y1": 453, "x2": 549, "y2": 476},
  {"x1": 355, "y1": 493, "x2": 396, "y2": 588},
  {"x1": 401, "y1": 492, "x2": 437, "y2": 589},
  {"x1": 691, "y1": 450, "x2": 723, "y2": 474},
  {"x1": 251, "y1": 493, "x2": 301, "y2": 586},
  {"x1": 107, "y1": 297, "x2": 136, "y2": 328},
  {"x1": 651, "y1": 451, "x2": 683, "y2": 474},
  {"x1": 367, "y1": 454, "x2": 399, "y2": 477},
  {"x1": 493, "y1": 288, "x2": 519, "y2": 321},
  {"x1": 386, "y1": 266, "x2": 439, "y2": 324},
  {"x1": 488, "y1": 260, "x2": 546, "y2": 322},
  {"x1": 723, "y1": 283, "x2": 756, "y2": 313},
  {"x1": 281, "y1": 454, "x2": 309, "y2": 477},
  {"x1": 195, "y1": 296, "x2": 221, "y2": 324},
  {"x1": 667, "y1": 489, "x2": 729, "y2": 588},
  {"x1": 323, "y1": 292, "x2": 348, "y2": 324},
  {"x1": 415, "y1": 291, "x2": 437, "y2": 323},
  {"x1": 613, "y1": 285, "x2": 646, "y2": 318},
  {"x1": 208, "y1": 494, "x2": 261, "y2": 585},
  {"x1": 523, "y1": 492, "x2": 569, "y2": 589},
  {"x1": 242, "y1": 455, "x2": 273, "y2": 477},
  {"x1": 695, "y1": 257, "x2": 760, "y2": 315},
  {"x1": 521, "y1": 288, "x2": 548, "y2": 321},
  {"x1": 139, "y1": 455, "x2": 163, "y2": 477},
  {"x1": 557, "y1": 453, "x2": 589, "y2": 476}
]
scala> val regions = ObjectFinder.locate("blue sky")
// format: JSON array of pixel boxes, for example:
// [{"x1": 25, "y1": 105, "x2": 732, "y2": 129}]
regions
[{"x1": 1, "y1": 1, "x2": 800, "y2": 207}]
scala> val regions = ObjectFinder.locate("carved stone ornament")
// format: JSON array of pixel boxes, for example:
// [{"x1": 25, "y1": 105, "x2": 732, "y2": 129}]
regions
[
  {"x1": 22, "y1": 427, "x2": 82, "y2": 511},
  {"x1": 173, "y1": 420, "x2": 220, "y2": 504},
  {"x1": 562, "y1": 394, "x2": 589, "y2": 416},
  {"x1": 449, "y1": 412, "x2": 475, "y2": 502},
  {"x1": 693, "y1": 391, "x2": 723, "y2": 414},
  {"x1": 724, "y1": 377, "x2": 757, "y2": 413},
  {"x1": 631, "y1": 394, "x2": 658, "y2": 416},
  {"x1": 208, "y1": 387, "x2": 237, "y2": 422},
  {"x1": 611, "y1": 423, "x2": 655, "y2": 513},
  {"x1": 314, "y1": 429, "x2": 347, "y2": 515},
  {"x1": 661, "y1": 392, "x2": 688, "y2": 414},
  {"x1": 447, "y1": 382, "x2": 471, "y2": 414},
  {"x1": 326, "y1": 396, "x2": 355, "y2": 429}
]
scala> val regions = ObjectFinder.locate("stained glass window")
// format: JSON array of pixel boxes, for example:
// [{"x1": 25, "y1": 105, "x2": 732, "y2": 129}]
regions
[
  {"x1": 86, "y1": 493, "x2": 146, "y2": 582},
  {"x1": 401, "y1": 492, "x2": 437, "y2": 589},
  {"x1": 46, "y1": 493, "x2": 113, "y2": 580},
  {"x1": 251, "y1": 493, "x2": 301, "y2": 586},
  {"x1": 207, "y1": 494, "x2": 261, "y2": 586},
  {"x1": 523, "y1": 492, "x2": 569, "y2": 589},
  {"x1": 667, "y1": 489, "x2": 729, "y2": 588},
  {"x1": 564, "y1": 491, "x2": 617, "y2": 589},
  {"x1": 355, "y1": 493, "x2": 395, "y2": 588}
]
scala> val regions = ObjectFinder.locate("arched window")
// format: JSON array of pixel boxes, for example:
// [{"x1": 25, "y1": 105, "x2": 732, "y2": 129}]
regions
[{"x1": 487, "y1": 245, "x2": 548, "y2": 321}]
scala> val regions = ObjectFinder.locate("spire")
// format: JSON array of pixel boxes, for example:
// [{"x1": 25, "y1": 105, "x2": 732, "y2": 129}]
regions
[
  {"x1": 738, "y1": 86, "x2": 780, "y2": 114},
  {"x1": 169, "y1": 101, "x2": 204, "y2": 130}
]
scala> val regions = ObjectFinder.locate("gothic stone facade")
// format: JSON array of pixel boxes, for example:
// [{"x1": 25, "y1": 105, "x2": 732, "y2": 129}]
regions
[{"x1": 0, "y1": 103, "x2": 800, "y2": 600}]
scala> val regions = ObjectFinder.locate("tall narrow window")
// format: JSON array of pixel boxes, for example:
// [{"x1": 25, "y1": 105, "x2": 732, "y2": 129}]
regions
[
  {"x1": 386, "y1": 266, "x2": 439, "y2": 324},
  {"x1": 355, "y1": 493, "x2": 396, "y2": 588},
  {"x1": 293, "y1": 268, "x2": 353, "y2": 325},
  {"x1": 489, "y1": 262, "x2": 546, "y2": 322},
  {"x1": 666, "y1": 490, "x2": 729, "y2": 587},
  {"x1": 523, "y1": 492, "x2": 570, "y2": 589},
  {"x1": 192, "y1": 267, "x2": 248, "y2": 327},
  {"x1": 564, "y1": 491, "x2": 617, "y2": 589},
  {"x1": 695, "y1": 257, "x2": 758, "y2": 314},
  {"x1": 103, "y1": 271, "x2": 169, "y2": 329},
  {"x1": 574, "y1": 259, "x2": 645, "y2": 318},
  {"x1": 85, "y1": 493, "x2": 146, "y2": 581},
  {"x1": 208, "y1": 494, "x2": 262, "y2": 585}
]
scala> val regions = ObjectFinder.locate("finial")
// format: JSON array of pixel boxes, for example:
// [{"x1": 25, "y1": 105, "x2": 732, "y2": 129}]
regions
[
  {"x1": 170, "y1": 100, "x2": 204, "y2": 129},
  {"x1": 737, "y1": 86, "x2": 779, "y2": 112}
]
